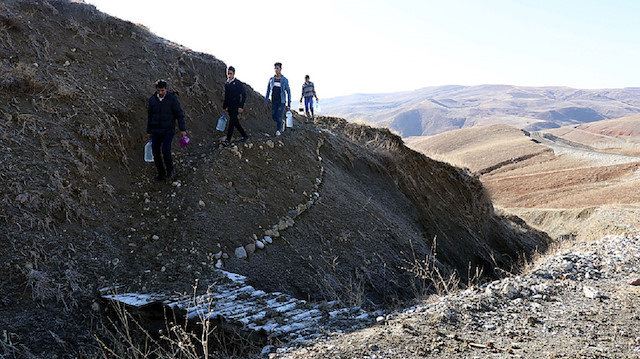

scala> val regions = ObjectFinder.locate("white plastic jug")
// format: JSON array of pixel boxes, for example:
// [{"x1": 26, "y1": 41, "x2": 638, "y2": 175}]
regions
[
  {"x1": 314, "y1": 100, "x2": 321, "y2": 114},
  {"x1": 286, "y1": 110, "x2": 293, "y2": 128},
  {"x1": 144, "y1": 140, "x2": 154, "y2": 162}
]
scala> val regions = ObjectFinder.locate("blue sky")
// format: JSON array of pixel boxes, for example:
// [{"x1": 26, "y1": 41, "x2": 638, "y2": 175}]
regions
[{"x1": 86, "y1": 0, "x2": 640, "y2": 99}]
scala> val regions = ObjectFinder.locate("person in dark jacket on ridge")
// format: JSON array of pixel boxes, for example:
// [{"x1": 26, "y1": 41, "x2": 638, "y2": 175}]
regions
[
  {"x1": 147, "y1": 80, "x2": 187, "y2": 181},
  {"x1": 222, "y1": 66, "x2": 248, "y2": 146}
]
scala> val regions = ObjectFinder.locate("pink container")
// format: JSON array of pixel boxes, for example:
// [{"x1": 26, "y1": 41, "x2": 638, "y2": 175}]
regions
[{"x1": 179, "y1": 136, "x2": 190, "y2": 148}]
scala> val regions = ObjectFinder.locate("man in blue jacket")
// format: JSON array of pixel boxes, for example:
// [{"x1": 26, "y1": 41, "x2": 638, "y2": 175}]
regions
[
  {"x1": 147, "y1": 80, "x2": 187, "y2": 181},
  {"x1": 222, "y1": 66, "x2": 248, "y2": 146},
  {"x1": 264, "y1": 62, "x2": 291, "y2": 136}
]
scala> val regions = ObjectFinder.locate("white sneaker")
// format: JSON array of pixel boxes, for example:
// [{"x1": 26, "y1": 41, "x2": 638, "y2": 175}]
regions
[{"x1": 276, "y1": 130, "x2": 281, "y2": 136}]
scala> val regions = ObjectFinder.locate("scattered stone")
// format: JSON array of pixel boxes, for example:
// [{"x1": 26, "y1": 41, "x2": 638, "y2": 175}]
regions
[
  {"x1": 91, "y1": 302, "x2": 100, "y2": 312},
  {"x1": 230, "y1": 146, "x2": 242, "y2": 159},
  {"x1": 582, "y1": 286, "x2": 602, "y2": 299},
  {"x1": 151, "y1": 235, "x2": 159, "y2": 240},
  {"x1": 245, "y1": 242, "x2": 256, "y2": 254},
  {"x1": 235, "y1": 246, "x2": 247, "y2": 259},
  {"x1": 501, "y1": 282, "x2": 521, "y2": 299},
  {"x1": 278, "y1": 216, "x2": 295, "y2": 231},
  {"x1": 199, "y1": 200, "x2": 206, "y2": 207},
  {"x1": 260, "y1": 345, "x2": 275, "y2": 357},
  {"x1": 214, "y1": 251, "x2": 223, "y2": 259},
  {"x1": 215, "y1": 259, "x2": 223, "y2": 269},
  {"x1": 628, "y1": 278, "x2": 640, "y2": 286},
  {"x1": 256, "y1": 240, "x2": 265, "y2": 249},
  {"x1": 264, "y1": 236, "x2": 273, "y2": 244}
]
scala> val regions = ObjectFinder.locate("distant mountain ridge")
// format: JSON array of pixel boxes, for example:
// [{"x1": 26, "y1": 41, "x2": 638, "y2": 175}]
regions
[{"x1": 321, "y1": 85, "x2": 640, "y2": 137}]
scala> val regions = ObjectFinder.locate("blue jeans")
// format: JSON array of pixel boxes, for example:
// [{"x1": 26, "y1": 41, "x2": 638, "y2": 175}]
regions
[
  {"x1": 304, "y1": 97, "x2": 314, "y2": 113},
  {"x1": 271, "y1": 102, "x2": 285, "y2": 132},
  {"x1": 151, "y1": 133, "x2": 174, "y2": 177}
]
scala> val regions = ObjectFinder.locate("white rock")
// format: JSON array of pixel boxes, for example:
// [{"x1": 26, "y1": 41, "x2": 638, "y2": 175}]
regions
[
  {"x1": 152, "y1": 235, "x2": 159, "y2": 240},
  {"x1": 214, "y1": 251, "x2": 223, "y2": 259},
  {"x1": 256, "y1": 240, "x2": 265, "y2": 249},
  {"x1": 501, "y1": 283, "x2": 520, "y2": 299},
  {"x1": 215, "y1": 259, "x2": 223, "y2": 269},
  {"x1": 235, "y1": 246, "x2": 247, "y2": 259},
  {"x1": 199, "y1": 200, "x2": 206, "y2": 207},
  {"x1": 264, "y1": 236, "x2": 273, "y2": 244},
  {"x1": 583, "y1": 286, "x2": 601, "y2": 299}
]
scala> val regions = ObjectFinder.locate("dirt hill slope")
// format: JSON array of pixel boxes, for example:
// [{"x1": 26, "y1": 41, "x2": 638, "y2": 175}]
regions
[
  {"x1": 0, "y1": 1, "x2": 549, "y2": 356},
  {"x1": 406, "y1": 122, "x2": 640, "y2": 241},
  {"x1": 546, "y1": 114, "x2": 640, "y2": 156}
]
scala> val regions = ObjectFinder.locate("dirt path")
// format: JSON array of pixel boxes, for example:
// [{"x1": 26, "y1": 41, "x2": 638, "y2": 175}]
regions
[{"x1": 529, "y1": 131, "x2": 640, "y2": 166}]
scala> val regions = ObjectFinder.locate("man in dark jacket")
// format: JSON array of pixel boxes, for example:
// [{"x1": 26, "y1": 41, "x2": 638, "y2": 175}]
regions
[
  {"x1": 222, "y1": 66, "x2": 248, "y2": 146},
  {"x1": 147, "y1": 80, "x2": 187, "y2": 181}
]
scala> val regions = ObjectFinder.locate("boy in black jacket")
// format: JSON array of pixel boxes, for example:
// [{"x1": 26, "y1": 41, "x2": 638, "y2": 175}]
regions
[
  {"x1": 222, "y1": 66, "x2": 248, "y2": 146},
  {"x1": 147, "y1": 80, "x2": 187, "y2": 181}
]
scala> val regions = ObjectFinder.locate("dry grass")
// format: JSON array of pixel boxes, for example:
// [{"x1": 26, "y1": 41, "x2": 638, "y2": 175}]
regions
[
  {"x1": 314, "y1": 256, "x2": 367, "y2": 308},
  {"x1": 401, "y1": 237, "x2": 463, "y2": 299},
  {"x1": 94, "y1": 283, "x2": 254, "y2": 359}
]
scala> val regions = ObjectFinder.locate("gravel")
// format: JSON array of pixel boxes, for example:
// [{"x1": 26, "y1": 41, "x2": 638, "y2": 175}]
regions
[{"x1": 271, "y1": 233, "x2": 640, "y2": 358}]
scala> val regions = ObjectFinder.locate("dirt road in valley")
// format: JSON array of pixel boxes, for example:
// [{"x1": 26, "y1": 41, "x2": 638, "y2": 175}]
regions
[{"x1": 528, "y1": 131, "x2": 640, "y2": 166}]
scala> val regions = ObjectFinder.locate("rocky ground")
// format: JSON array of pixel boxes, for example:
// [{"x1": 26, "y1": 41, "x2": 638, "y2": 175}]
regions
[{"x1": 269, "y1": 230, "x2": 640, "y2": 358}]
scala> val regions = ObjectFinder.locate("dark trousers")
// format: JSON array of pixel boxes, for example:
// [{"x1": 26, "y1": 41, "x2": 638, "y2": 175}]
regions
[
  {"x1": 271, "y1": 102, "x2": 285, "y2": 132},
  {"x1": 226, "y1": 107, "x2": 247, "y2": 141},
  {"x1": 151, "y1": 133, "x2": 174, "y2": 177}
]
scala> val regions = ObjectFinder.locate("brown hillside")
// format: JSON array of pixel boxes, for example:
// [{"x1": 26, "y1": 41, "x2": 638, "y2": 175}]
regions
[
  {"x1": 406, "y1": 123, "x2": 640, "y2": 240},
  {"x1": 0, "y1": 1, "x2": 548, "y2": 356},
  {"x1": 405, "y1": 124, "x2": 558, "y2": 175},
  {"x1": 546, "y1": 114, "x2": 640, "y2": 155}
]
